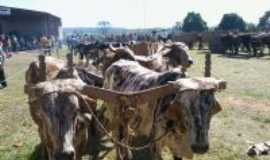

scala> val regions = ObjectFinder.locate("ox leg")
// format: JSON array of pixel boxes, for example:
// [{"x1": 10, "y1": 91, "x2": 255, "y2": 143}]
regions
[
  {"x1": 85, "y1": 54, "x2": 90, "y2": 67},
  {"x1": 252, "y1": 46, "x2": 257, "y2": 57},
  {"x1": 116, "y1": 125, "x2": 131, "y2": 160},
  {"x1": 116, "y1": 105, "x2": 132, "y2": 160},
  {"x1": 79, "y1": 51, "x2": 84, "y2": 61},
  {"x1": 246, "y1": 45, "x2": 251, "y2": 57},
  {"x1": 0, "y1": 67, "x2": 7, "y2": 88},
  {"x1": 259, "y1": 47, "x2": 264, "y2": 57},
  {"x1": 150, "y1": 144, "x2": 163, "y2": 160},
  {"x1": 234, "y1": 46, "x2": 238, "y2": 55}
]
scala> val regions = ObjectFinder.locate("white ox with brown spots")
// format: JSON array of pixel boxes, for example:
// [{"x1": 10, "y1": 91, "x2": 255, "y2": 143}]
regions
[
  {"x1": 103, "y1": 60, "x2": 226, "y2": 160},
  {"x1": 25, "y1": 57, "x2": 105, "y2": 160},
  {"x1": 27, "y1": 79, "x2": 97, "y2": 160},
  {"x1": 100, "y1": 42, "x2": 193, "y2": 74}
]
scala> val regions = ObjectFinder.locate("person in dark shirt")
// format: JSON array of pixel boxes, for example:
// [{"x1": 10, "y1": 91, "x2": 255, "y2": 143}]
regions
[{"x1": 0, "y1": 41, "x2": 7, "y2": 88}]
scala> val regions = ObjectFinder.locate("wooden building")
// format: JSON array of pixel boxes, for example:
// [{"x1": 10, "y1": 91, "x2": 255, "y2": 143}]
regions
[{"x1": 0, "y1": 6, "x2": 62, "y2": 39}]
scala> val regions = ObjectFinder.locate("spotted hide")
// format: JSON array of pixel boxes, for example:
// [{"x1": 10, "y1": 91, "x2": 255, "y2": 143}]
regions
[
  {"x1": 100, "y1": 42, "x2": 193, "y2": 74},
  {"x1": 27, "y1": 79, "x2": 97, "y2": 160},
  {"x1": 103, "y1": 60, "x2": 226, "y2": 160}
]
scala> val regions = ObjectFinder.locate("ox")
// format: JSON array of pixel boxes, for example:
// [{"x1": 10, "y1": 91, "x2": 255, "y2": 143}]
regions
[
  {"x1": 25, "y1": 56, "x2": 65, "y2": 86},
  {"x1": 251, "y1": 33, "x2": 270, "y2": 56},
  {"x1": 100, "y1": 42, "x2": 193, "y2": 74},
  {"x1": 128, "y1": 41, "x2": 163, "y2": 56},
  {"x1": 103, "y1": 60, "x2": 226, "y2": 160},
  {"x1": 220, "y1": 32, "x2": 240, "y2": 55},
  {"x1": 27, "y1": 79, "x2": 97, "y2": 160},
  {"x1": 220, "y1": 32, "x2": 270, "y2": 57}
]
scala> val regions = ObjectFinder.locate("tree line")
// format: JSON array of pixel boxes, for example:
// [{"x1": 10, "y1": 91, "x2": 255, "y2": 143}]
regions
[{"x1": 173, "y1": 10, "x2": 270, "y2": 33}]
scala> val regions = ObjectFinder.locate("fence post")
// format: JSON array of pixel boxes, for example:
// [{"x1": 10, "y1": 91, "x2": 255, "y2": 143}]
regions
[
  {"x1": 38, "y1": 55, "x2": 46, "y2": 81},
  {"x1": 205, "y1": 52, "x2": 211, "y2": 77},
  {"x1": 66, "y1": 53, "x2": 74, "y2": 68},
  {"x1": 66, "y1": 53, "x2": 75, "y2": 75}
]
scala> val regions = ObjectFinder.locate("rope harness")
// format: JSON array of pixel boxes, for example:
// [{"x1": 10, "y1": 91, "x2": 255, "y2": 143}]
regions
[{"x1": 27, "y1": 89, "x2": 171, "y2": 151}]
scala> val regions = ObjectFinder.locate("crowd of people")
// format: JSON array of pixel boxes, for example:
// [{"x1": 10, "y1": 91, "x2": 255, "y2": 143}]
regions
[
  {"x1": 0, "y1": 33, "x2": 59, "y2": 89},
  {"x1": 65, "y1": 32, "x2": 169, "y2": 46},
  {"x1": 0, "y1": 34, "x2": 58, "y2": 55}
]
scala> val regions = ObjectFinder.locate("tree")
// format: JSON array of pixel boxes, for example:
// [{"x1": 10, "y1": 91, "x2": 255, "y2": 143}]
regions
[
  {"x1": 218, "y1": 13, "x2": 246, "y2": 32},
  {"x1": 258, "y1": 10, "x2": 270, "y2": 30},
  {"x1": 182, "y1": 12, "x2": 208, "y2": 32},
  {"x1": 246, "y1": 23, "x2": 258, "y2": 32},
  {"x1": 97, "y1": 21, "x2": 111, "y2": 35}
]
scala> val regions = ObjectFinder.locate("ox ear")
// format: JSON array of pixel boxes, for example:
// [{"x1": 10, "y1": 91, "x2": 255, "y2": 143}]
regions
[
  {"x1": 212, "y1": 99, "x2": 222, "y2": 115},
  {"x1": 25, "y1": 62, "x2": 41, "y2": 85}
]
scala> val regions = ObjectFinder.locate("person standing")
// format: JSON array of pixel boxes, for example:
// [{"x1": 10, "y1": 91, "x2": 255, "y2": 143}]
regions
[
  {"x1": 40, "y1": 35, "x2": 51, "y2": 56},
  {"x1": 0, "y1": 41, "x2": 7, "y2": 88}
]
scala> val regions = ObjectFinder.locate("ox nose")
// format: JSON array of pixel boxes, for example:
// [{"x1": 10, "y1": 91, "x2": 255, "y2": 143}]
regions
[
  {"x1": 191, "y1": 144, "x2": 209, "y2": 154},
  {"x1": 55, "y1": 150, "x2": 75, "y2": 160}
]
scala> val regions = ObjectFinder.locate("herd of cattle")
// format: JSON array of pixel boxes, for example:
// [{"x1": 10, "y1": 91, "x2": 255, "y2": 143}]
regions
[
  {"x1": 220, "y1": 32, "x2": 270, "y2": 56},
  {"x1": 24, "y1": 41, "x2": 227, "y2": 160},
  {"x1": 68, "y1": 31, "x2": 270, "y2": 62}
]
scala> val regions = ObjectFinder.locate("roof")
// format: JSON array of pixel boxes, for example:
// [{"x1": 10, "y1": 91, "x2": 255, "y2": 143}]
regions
[{"x1": 0, "y1": 5, "x2": 61, "y2": 21}]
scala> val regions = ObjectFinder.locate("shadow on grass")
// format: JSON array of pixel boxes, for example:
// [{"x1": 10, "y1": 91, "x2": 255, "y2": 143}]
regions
[
  {"x1": 28, "y1": 144, "x2": 47, "y2": 160},
  {"x1": 218, "y1": 54, "x2": 251, "y2": 60},
  {"x1": 195, "y1": 49, "x2": 270, "y2": 60},
  {"x1": 252, "y1": 116, "x2": 270, "y2": 124}
]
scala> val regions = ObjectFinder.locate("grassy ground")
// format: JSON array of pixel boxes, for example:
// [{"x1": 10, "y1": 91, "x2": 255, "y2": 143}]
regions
[{"x1": 0, "y1": 49, "x2": 269, "y2": 160}]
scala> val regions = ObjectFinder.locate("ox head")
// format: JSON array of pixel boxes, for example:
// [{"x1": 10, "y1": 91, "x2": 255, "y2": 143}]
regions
[
  {"x1": 101, "y1": 47, "x2": 136, "y2": 73},
  {"x1": 32, "y1": 80, "x2": 96, "y2": 160},
  {"x1": 25, "y1": 57, "x2": 65, "y2": 85},
  {"x1": 166, "y1": 78, "x2": 226, "y2": 154},
  {"x1": 162, "y1": 42, "x2": 193, "y2": 69}
]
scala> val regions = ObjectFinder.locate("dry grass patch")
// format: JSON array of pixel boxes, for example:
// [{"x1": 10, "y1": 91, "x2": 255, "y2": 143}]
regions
[{"x1": 0, "y1": 49, "x2": 269, "y2": 160}]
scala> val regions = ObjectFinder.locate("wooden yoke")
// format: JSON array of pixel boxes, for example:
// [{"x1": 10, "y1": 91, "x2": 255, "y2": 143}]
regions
[
  {"x1": 66, "y1": 53, "x2": 74, "y2": 68},
  {"x1": 80, "y1": 83, "x2": 178, "y2": 160},
  {"x1": 80, "y1": 83, "x2": 178, "y2": 106}
]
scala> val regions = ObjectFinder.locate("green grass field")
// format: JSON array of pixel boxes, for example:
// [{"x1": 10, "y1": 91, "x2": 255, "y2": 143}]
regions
[{"x1": 0, "y1": 49, "x2": 269, "y2": 160}]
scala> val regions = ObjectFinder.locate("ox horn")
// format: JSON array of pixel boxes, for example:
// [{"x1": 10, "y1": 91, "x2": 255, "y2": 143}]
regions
[{"x1": 108, "y1": 44, "x2": 117, "y2": 52}]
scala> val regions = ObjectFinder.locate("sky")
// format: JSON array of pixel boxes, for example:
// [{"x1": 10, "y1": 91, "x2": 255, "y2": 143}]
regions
[{"x1": 1, "y1": 0, "x2": 270, "y2": 28}]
